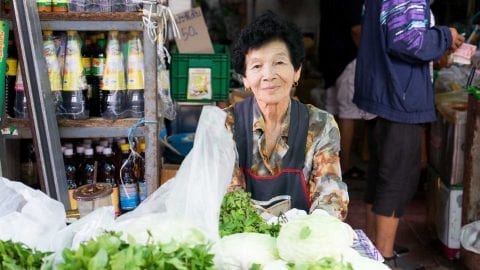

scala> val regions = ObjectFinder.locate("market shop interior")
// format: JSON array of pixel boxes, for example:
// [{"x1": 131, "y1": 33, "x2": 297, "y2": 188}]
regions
[{"x1": 1, "y1": 0, "x2": 480, "y2": 269}]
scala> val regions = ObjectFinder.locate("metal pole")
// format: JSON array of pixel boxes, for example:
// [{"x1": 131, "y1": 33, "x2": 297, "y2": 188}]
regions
[{"x1": 12, "y1": 0, "x2": 69, "y2": 208}]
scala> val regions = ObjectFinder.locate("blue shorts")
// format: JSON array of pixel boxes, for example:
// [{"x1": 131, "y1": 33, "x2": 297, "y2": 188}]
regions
[{"x1": 363, "y1": 118, "x2": 423, "y2": 217}]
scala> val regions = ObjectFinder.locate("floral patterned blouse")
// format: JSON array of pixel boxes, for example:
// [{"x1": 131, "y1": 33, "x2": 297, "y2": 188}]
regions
[{"x1": 225, "y1": 99, "x2": 349, "y2": 220}]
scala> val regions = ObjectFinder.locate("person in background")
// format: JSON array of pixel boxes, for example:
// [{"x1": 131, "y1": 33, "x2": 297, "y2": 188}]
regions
[
  {"x1": 318, "y1": 0, "x2": 370, "y2": 180},
  {"x1": 225, "y1": 11, "x2": 349, "y2": 220},
  {"x1": 354, "y1": 0, "x2": 464, "y2": 268}
]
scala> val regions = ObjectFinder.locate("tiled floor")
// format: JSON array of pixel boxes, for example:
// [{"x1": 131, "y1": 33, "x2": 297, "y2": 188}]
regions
[{"x1": 344, "y1": 171, "x2": 467, "y2": 270}]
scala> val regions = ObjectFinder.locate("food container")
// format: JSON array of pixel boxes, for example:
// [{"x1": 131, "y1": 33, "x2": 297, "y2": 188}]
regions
[{"x1": 73, "y1": 183, "x2": 113, "y2": 218}]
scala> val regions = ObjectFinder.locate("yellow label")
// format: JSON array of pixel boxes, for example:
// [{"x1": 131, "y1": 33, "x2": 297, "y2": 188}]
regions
[
  {"x1": 44, "y1": 40, "x2": 62, "y2": 91},
  {"x1": 63, "y1": 40, "x2": 86, "y2": 91},
  {"x1": 6, "y1": 58, "x2": 17, "y2": 76},
  {"x1": 82, "y1": 57, "x2": 91, "y2": 73},
  {"x1": 68, "y1": 189, "x2": 78, "y2": 210},
  {"x1": 111, "y1": 187, "x2": 120, "y2": 216},
  {"x1": 127, "y1": 70, "x2": 144, "y2": 90}
]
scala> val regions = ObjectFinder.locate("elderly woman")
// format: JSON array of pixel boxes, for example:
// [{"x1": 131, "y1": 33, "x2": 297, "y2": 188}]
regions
[{"x1": 225, "y1": 11, "x2": 349, "y2": 220}]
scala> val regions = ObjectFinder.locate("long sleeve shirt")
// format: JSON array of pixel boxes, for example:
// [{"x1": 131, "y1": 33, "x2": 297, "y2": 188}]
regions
[{"x1": 225, "y1": 101, "x2": 349, "y2": 220}]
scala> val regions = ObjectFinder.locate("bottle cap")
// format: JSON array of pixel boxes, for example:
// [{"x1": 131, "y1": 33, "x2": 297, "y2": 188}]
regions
[
  {"x1": 85, "y1": 148, "x2": 94, "y2": 156},
  {"x1": 64, "y1": 148, "x2": 74, "y2": 156},
  {"x1": 103, "y1": 147, "x2": 112, "y2": 155}
]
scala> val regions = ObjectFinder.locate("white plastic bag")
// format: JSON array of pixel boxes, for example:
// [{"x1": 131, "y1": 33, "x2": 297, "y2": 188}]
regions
[
  {"x1": 114, "y1": 106, "x2": 236, "y2": 242},
  {"x1": 0, "y1": 177, "x2": 66, "y2": 251},
  {"x1": 460, "y1": 221, "x2": 480, "y2": 254}
]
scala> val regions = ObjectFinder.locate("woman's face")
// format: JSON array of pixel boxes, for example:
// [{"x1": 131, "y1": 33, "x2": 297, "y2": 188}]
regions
[{"x1": 242, "y1": 39, "x2": 302, "y2": 106}]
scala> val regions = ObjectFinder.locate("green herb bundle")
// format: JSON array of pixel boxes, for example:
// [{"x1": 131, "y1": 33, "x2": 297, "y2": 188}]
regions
[
  {"x1": 0, "y1": 239, "x2": 51, "y2": 270},
  {"x1": 219, "y1": 190, "x2": 280, "y2": 237},
  {"x1": 55, "y1": 232, "x2": 214, "y2": 270}
]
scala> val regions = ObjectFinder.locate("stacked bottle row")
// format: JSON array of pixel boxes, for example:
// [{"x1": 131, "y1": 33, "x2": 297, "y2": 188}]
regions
[
  {"x1": 4, "y1": 30, "x2": 145, "y2": 120},
  {"x1": 62, "y1": 137, "x2": 147, "y2": 216},
  {"x1": 1, "y1": 0, "x2": 142, "y2": 13}
]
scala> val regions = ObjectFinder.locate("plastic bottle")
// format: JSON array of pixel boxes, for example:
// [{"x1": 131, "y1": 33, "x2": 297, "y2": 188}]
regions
[
  {"x1": 118, "y1": 143, "x2": 139, "y2": 212},
  {"x1": 86, "y1": 0, "x2": 111, "y2": 12},
  {"x1": 102, "y1": 147, "x2": 120, "y2": 216},
  {"x1": 111, "y1": 0, "x2": 125, "y2": 12},
  {"x1": 64, "y1": 148, "x2": 78, "y2": 210},
  {"x1": 68, "y1": 0, "x2": 86, "y2": 12},
  {"x1": 61, "y1": 30, "x2": 89, "y2": 119},
  {"x1": 13, "y1": 65, "x2": 28, "y2": 119},
  {"x1": 20, "y1": 142, "x2": 38, "y2": 187},
  {"x1": 126, "y1": 31, "x2": 144, "y2": 118},
  {"x1": 136, "y1": 142, "x2": 146, "y2": 202},
  {"x1": 5, "y1": 33, "x2": 17, "y2": 117},
  {"x1": 52, "y1": 0, "x2": 68, "y2": 12},
  {"x1": 101, "y1": 30, "x2": 127, "y2": 119},
  {"x1": 37, "y1": 0, "x2": 52, "y2": 12},
  {"x1": 82, "y1": 38, "x2": 94, "y2": 117},
  {"x1": 43, "y1": 30, "x2": 63, "y2": 116},
  {"x1": 125, "y1": 0, "x2": 142, "y2": 12},
  {"x1": 91, "y1": 37, "x2": 106, "y2": 117}
]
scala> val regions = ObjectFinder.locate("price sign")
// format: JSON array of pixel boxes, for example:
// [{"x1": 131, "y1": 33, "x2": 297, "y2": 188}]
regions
[{"x1": 174, "y1": 7, "x2": 214, "y2": 54}]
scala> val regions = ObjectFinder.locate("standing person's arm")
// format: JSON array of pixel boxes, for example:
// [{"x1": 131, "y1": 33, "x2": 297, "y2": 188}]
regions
[{"x1": 382, "y1": 0, "x2": 462, "y2": 63}]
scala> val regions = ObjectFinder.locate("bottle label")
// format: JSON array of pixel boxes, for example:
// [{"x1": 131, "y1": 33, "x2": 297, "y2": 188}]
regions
[
  {"x1": 63, "y1": 36, "x2": 87, "y2": 91},
  {"x1": 37, "y1": 0, "x2": 52, "y2": 12},
  {"x1": 52, "y1": 0, "x2": 68, "y2": 9},
  {"x1": 127, "y1": 39, "x2": 144, "y2": 90},
  {"x1": 103, "y1": 39, "x2": 126, "y2": 91},
  {"x1": 119, "y1": 183, "x2": 139, "y2": 210},
  {"x1": 138, "y1": 181, "x2": 147, "y2": 202},
  {"x1": 68, "y1": 189, "x2": 78, "y2": 210},
  {"x1": 111, "y1": 187, "x2": 120, "y2": 216},
  {"x1": 44, "y1": 39, "x2": 62, "y2": 91},
  {"x1": 92, "y1": 57, "x2": 105, "y2": 76},
  {"x1": 82, "y1": 57, "x2": 91, "y2": 75},
  {"x1": 6, "y1": 58, "x2": 17, "y2": 76}
]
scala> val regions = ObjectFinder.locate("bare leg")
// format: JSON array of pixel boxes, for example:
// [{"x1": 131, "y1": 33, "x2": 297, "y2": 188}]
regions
[
  {"x1": 339, "y1": 118, "x2": 355, "y2": 173},
  {"x1": 375, "y1": 214, "x2": 399, "y2": 258}
]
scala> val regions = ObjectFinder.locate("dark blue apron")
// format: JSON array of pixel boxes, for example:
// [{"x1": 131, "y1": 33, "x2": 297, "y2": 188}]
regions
[{"x1": 233, "y1": 96, "x2": 311, "y2": 211}]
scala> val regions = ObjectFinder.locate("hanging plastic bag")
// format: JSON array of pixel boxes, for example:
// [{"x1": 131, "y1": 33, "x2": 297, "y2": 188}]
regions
[{"x1": 113, "y1": 105, "x2": 236, "y2": 243}]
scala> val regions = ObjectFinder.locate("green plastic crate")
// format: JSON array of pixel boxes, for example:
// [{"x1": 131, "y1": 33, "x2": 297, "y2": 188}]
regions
[{"x1": 170, "y1": 44, "x2": 230, "y2": 102}]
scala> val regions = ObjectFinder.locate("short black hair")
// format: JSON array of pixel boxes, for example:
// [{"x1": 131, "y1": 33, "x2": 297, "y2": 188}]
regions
[{"x1": 232, "y1": 10, "x2": 305, "y2": 76}]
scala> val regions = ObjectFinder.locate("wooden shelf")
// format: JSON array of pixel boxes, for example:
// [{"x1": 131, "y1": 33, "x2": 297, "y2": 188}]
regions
[
  {"x1": 39, "y1": 11, "x2": 143, "y2": 21},
  {"x1": 1, "y1": 117, "x2": 144, "y2": 138}
]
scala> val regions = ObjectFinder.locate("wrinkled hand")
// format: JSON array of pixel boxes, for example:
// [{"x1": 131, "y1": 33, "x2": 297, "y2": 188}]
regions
[{"x1": 449, "y1": 28, "x2": 465, "y2": 51}]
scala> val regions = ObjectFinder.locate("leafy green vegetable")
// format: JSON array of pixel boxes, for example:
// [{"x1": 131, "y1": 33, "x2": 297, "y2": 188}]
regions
[
  {"x1": 287, "y1": 257, "x2": 353, "y2": 270},
  {"x1": 0, "y1": 239, "x2": 51, "y2": 270},
  {"x1": 55, "y1": 231, "x2": 215, "y2": 270},
  {"x1": 219, "y1": 190, "x2": 280, "y2": 237}
]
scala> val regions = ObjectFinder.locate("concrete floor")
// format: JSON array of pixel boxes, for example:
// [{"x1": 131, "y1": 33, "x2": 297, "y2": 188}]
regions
[{"x1": 344, "y1": 175, "x2": 467, "y2": 270}]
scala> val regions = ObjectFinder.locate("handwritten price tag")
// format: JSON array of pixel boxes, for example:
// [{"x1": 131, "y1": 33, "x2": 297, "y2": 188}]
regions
[{"x1": 174, "y1": 7, "x2": 214, "y2": 54}]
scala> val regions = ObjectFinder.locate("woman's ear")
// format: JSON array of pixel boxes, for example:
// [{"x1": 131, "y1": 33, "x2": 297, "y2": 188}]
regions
[{"x1": 294, "y1": 65, "x2": 302, "y2": 82}]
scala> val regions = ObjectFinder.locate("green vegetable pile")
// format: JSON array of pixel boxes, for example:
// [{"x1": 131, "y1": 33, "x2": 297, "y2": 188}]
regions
[
  {"x1": 287, "y1": 257, "x2": 354, "y2": 270},
  {"x1": 51, "y1": 231, "x2": 214, "y2": 270},
  {"x1": 219, "y1": 190, "x2": 280, "y2": 237},
  {"x1": 0, "y1": 239, "x2": 51, "y2": 270}
]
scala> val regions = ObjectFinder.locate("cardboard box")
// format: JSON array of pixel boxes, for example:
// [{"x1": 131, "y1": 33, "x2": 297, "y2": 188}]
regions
[{"x1": 160, "y1": 163, "x2": 180, "y2": 185}]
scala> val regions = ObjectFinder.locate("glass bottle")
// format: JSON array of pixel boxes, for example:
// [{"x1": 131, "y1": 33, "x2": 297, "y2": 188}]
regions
[
  {"x1": 5, "y1": 32, "x2": 17, "y2": 117},
  {"x1": 91, "y1": 37, "x2": 106, "y2": 117},
  {"x1": 136, "y1": 142, "x2": 146, "y2": 202},
  {"x1": 118, "y1": 143, "x2": 139, "y2": 212},
  {"x1": 102, "y1": 147, "x2": 120, "y2": 216},
  {"x1": 13, "y1": 64, "x2": 28, "y2": 119},
  {"x1": 64, "y1": 148, "x2": 78, "y2": 210},
  {"x1": 82, "y1": 148, "x2": 95, "y2": 185}
]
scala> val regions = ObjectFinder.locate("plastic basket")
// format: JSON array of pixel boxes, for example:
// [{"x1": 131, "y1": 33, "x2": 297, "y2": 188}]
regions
[{"x1": 170, "y1": 44, "x2": 230, "y2": 102}]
